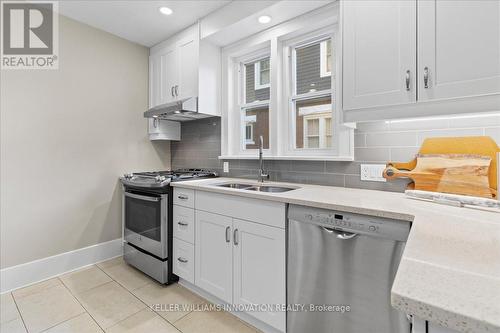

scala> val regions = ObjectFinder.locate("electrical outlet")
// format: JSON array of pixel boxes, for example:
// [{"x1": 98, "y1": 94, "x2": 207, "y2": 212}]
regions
[
  {"x1": 223, "y1": 162, "x2": 229, "y2": 173},
  {"x1": 360, "y1": 164, "x2": 387, "y2": 182}
]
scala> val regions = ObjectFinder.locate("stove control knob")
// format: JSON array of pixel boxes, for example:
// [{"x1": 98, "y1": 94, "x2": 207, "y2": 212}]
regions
[
  {"x1": 369, "y1": 225, "x2": 377, "y2": 232},
  {"x1": 155, "y1": 175, "x2": 166, "y2": 183},
  {"x1": 124, "y1": 173, "x2": 133, "y2": 179}
]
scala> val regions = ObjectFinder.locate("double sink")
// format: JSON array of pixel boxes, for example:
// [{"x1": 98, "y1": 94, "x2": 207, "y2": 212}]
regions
[{"x1": 215, "y1": 182, "x2": 298, "y2": 193}]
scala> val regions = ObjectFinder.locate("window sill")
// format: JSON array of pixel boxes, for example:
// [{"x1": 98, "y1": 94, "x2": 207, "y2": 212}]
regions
[{"x1": 218, "y1": 155, "x2": 354, "y2": 161}]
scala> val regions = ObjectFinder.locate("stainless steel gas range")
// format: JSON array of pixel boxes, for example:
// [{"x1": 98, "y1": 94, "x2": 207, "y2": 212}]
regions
[{"x1": 120, "y1": 169, "x2": 217, "y2": 284}]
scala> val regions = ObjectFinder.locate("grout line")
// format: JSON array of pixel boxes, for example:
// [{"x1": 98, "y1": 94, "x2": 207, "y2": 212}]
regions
[
  {"x1": 57, "y1": 276, "x2": 106, "y2": 333},
  {"x1": 39, "y1": 312, "x2": 89, "y2": 333},
  {"x1": 10, "y1": 293, "x2": 29, "y2": 333}
]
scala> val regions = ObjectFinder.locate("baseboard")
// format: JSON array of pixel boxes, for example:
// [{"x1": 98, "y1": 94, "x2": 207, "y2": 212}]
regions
[
  {"x1": 0, "y1": 238, "x2": 123, "y2": 294},
  {"x1": 178, "y1": 279, "x2": 284, "y2": 333}
]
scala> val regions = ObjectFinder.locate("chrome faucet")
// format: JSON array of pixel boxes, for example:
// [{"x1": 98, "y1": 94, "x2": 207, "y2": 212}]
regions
[{"x1": 258, "y1": 135, "x2": 269, "y2": 183}]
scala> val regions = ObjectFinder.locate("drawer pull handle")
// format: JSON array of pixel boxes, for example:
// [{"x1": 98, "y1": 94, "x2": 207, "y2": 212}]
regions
[
  {"x1": 423, "y1": 67, "x2": 429, "y2": 89},
  {"x1": 405, "y1": 70, "x2": 411, "y2": 91},
  {"x1": 177, "y1": 257, "x2": 188, "y2": 263},
  {"x1": 177, "y1": 195, "x2": 188, "y2": 200},
  {"x1": 225, "y1": 226, "x2": 231, "y2": 243},
  {"x1": 178, "y1": 221, "x2": 188, "y2": 226}
]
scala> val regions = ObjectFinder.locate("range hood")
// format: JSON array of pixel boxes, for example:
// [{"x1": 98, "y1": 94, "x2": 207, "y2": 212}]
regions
[{"x1": 144, "y1": 97, "x2": 214, "y2": 122}]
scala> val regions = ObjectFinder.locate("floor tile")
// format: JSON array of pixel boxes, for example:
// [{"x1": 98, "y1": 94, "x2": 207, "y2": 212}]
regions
[
  {"x1": 96, "y1": 257, "x2": 124, "y2": 270},
  {"x1": 106, "y1": 309, "x2": 179, "y2": 333},
  {"x1": 60, "y1": 266, "x2": 112, "y2": 294},
  {"x1": 76, "y1": 281, "x2": 145, "y2": 329},
  {"x1": 174, "y1": 310, "x2": 261, "y2": 333},
  {"x1": 1, "y1": 293, "x2": 20, "y2": 324},
  {"x1": 12, "y1": 278, "x2": 61, "y2": 299},
  {"x1": 0, "y1": 317, "x2": 27, "y2": 333},
  {"x1": 43, "y1": 313, "x2": 102, "y2": 333},
  {"x1": 99, "y1": 261, "x2": 153, "y2": 291},
  {"x1": 132, "y1": 283, "x2": 207, "y2": 323},
  {"x1": 15, "y1": 284, "x2": 85, "y2": 333}
]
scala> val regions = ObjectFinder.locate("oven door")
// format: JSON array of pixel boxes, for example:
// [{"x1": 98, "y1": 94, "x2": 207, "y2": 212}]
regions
[{"x1": 123, "y1": 191, "x2": 168, "y2": 258}]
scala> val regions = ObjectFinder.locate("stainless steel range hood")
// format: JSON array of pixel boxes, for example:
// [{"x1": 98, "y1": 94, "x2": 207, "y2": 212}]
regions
[{"x1": 144, "y1": 97, "x2": 214, "y2": 122}]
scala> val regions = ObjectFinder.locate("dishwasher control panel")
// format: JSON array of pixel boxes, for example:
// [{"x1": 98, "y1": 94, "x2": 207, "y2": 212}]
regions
[{"x1": 291, "y1": 205, "x2": 410, "y2": 241}]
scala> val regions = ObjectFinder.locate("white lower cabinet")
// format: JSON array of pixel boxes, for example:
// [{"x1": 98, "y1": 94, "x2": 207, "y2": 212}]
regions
[
  {"x1": 173, "y1": 238, "x2": 194, "y2": 284},
  {"x1": 185, "y1": 190, "x2": 286, "y2": 332},
  {"x1": 195, "y1": 210, "x2": 233, "y2": 303},
  {"x1": 233, "y1": 218, "x2": 285, "y2": 331}
]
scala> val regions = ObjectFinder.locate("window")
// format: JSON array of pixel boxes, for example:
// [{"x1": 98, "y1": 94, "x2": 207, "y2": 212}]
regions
[
  {"x1": 241, "y1": 56, "x2": 270, "y2": 150},
  {"x1": 254, "y1": 58, "x2": 270, "y2": 89},
  {"x1": 320, "y1": 39, "x2": 332, "y2": 78},
  {"x1": 221, "y1": 8, "x2": 353, "y2": 160},
  {"x1": 291, "y1": 37, "x2": 334, "y2": 152}
]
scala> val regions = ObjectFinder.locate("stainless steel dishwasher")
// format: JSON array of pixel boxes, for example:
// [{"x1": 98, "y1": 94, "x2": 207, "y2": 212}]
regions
[{"x1": 287, "y1": 204, "x2": 411, "y2": 333}]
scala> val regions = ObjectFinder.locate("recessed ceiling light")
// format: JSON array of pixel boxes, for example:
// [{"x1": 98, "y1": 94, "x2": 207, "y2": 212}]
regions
[
  {"x1": 258, "y1": 15, "x2": 271, "y2": 24},
  {"x1": 159, "y1": 7, "x2": 173, "y2": 15}
]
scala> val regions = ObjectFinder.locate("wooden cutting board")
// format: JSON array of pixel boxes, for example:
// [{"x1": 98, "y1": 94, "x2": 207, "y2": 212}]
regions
[
  {"x1": 383, "y1": 154, "x2": 494, "y2": 198},
  {"x1": 384, "y1": 136, "x2": 499, "y2": 199}
]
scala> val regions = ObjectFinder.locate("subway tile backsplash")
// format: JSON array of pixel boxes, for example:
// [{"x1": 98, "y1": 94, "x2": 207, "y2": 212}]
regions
[{"x1": 171, "y1": 113, "x2": 500, "y2": 193}]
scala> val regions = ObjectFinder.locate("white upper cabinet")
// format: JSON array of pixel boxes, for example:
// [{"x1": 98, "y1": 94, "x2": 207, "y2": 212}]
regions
[
  {"x1": 341, "y1": 0, "x2": 500, "y2": 122},
  {"x1": 342, "y1": 0, "x2": 416, "y2": 110},
  {"x1": 417, "y1": 0, "x2": 500, "y2": 101},
  {"x1": 149, "y1": 23, "x2": 221, "y2": 115}
]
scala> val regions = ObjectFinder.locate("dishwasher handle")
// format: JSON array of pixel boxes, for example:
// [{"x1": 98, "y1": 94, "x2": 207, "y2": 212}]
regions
[{"x1": 321, "y1": 226, "x2": 358, "y2": 240}]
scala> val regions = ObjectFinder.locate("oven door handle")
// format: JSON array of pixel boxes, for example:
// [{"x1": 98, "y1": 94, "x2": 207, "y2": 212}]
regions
[{"x1": 125, "y1": 192, "x2": 161, "y2": 202}]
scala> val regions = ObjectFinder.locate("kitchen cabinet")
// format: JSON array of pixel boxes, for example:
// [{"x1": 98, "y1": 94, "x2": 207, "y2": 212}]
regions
[
  {"x1": 341, "y1": 0, "x2": 500, "y2": 122},
  {"x1": 173, "y1": 189, "x2": 286, "y2": 331},
  {"x1": 233, "y1": 218, "x2": 285, "y2": 331},
  {"x1": 342, "y1": 0, "x2": 416, "y2": 110},
  {"x1": 417, "y1": 0, "x2": 500, "y2": 101},
  {"x1": 195, "y1": 210, "x2": 233, "y2": 303}
]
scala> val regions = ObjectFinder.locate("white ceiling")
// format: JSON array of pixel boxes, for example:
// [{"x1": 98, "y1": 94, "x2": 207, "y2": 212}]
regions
[{"x1": 58, "y1": 0, "x2": 231, "y2": 47}]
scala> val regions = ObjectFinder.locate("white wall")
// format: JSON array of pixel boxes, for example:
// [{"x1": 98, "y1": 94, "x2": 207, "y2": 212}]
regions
[{"x1": 0, "y1": 15, "x2": 171, "y2": 269}]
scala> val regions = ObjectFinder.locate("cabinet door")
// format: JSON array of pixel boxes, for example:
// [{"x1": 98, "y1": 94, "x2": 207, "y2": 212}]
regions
[
  {"x1": 342, "y1": 0, "x2": 416, "y2": 110},
  {"x1": 177, "y1": 36, "x2": 199, "y2": 99},
  {"x1": 160, "y1": 46, "x2": 178, "y2": 104},
  {"x1": 418, "y1": 0, "x2": 500, "y2": 101},
  {"x1": 233, "y1": 219, "x2": 285, "y2": 331},
  {"x1": 149, "y1": 55, "x2": 161, "y2": 108},
  {"x1": 195, "y1": 211, "x2": 233, "y2": 303}
]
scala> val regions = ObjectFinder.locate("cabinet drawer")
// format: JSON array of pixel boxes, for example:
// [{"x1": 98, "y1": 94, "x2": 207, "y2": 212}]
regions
[
  {"x1": 196, "y1": 190, "x2": 286, "y2": 228},
  {"x1": 173, "y1": 238, "x2": 194, "y2": 284},
  {"x1": 173, "y1": 188, "x2": 195, "y2": 208},
  {"x1": 173, "y1": 205, "x2": 195, "y2": 244}
]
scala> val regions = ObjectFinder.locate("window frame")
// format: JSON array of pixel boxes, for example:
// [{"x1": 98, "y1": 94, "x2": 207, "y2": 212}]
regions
[
  {"x1": 237, "y1": 50, "x2": 271, "y2": 155},
  {"x1": 220, "y1": 6, "x2": 354, "y2": 161},
  {"x1": 283, "y1": 29, "x2": 337, "y2": 157}
]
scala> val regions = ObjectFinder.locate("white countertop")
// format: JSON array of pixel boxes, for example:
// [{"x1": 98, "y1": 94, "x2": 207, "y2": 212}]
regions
[{"x1": 171, "y1": 177, "x2": 500, "y2": 333}]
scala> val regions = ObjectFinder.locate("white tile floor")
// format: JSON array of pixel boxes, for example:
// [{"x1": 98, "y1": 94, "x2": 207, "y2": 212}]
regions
[{"x1": 0, "y1": 257, "x2": 262, "y2": 333}]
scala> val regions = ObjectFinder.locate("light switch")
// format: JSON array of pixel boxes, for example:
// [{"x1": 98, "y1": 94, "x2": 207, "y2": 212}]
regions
[
  {"x1": 360, "y1": 164, "x2": 387, "y2": 182},
  {"x1": 223, "y1": 162, "x2": 229, "y2": 173}
]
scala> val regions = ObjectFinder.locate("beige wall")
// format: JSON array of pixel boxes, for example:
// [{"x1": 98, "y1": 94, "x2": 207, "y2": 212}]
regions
[{"x1": 0, "y1": 15, "x2": 171, "y2": 269}]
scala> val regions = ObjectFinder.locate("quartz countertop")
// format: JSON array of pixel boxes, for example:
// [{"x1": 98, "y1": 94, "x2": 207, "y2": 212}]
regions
[{"x1": 171, "y1": 177, "x2": 500, "y2": 333}]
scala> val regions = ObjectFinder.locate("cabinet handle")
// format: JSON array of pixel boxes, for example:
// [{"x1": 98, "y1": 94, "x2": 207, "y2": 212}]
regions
[
  {"x1": 405, "y1": 70, "x2": 411, "y2": 91},
  {"x1": 423, "y1": 67, "x2": 429, "y2": 89},
  {"x1": 178, "y1": 221, "x2": 188, "y2": 226},
  {"x1": 175, "y1": 85, "x2": 179, "y2": 96},
  {"x1": 225, "y1": 226, "x2": 231, "y2": 243},
  {"x1": 177, "y1": 257, "x2": 188, "y2": 263},
  {"x1": 233, "y1": 229, "x2": 239, "y2": 245},
  {"x1": 171, "y1": 86, "x2": 175, "y2": 97},
  {"x1": 177, "y1": 195, "x2": 188, "y2": 200}
]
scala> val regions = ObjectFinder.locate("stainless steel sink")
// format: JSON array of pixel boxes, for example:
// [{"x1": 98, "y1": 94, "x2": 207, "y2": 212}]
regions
[
  {"x1": 215, "y1": 183, "x2": 254, "y2": 189},
  {"x1": 246, "y1": 185, "x2": 297, "y2": 193},
  {"x1": 214, "y1": 183, "x2": 298, "y2": 193}
]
